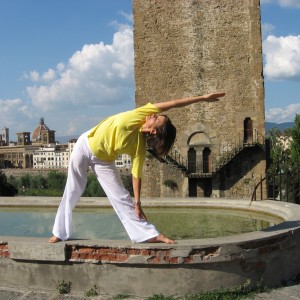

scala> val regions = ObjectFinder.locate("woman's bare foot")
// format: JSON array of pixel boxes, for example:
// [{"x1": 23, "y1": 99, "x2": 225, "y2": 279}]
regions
[
  {"x1": 48, "y1": 235, "x2": 62, "y2": 243},
  {"x1": 146, "y1": 234, "x2": 176, "y2": 244}
]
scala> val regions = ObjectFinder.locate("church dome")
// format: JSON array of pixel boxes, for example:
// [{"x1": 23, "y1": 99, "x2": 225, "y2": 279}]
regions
[{"x1": 32, "y1": 117, "x2": 50, "y2": 141}]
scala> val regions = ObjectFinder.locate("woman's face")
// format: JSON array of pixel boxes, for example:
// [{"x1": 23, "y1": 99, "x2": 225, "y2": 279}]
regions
[{"x1": 143, "y1": 114, "x2": 167, "y2": 133}]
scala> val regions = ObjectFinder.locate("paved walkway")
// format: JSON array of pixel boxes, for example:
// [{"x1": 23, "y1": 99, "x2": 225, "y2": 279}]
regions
[
  {"x1": 0, "y1": 285, "x2": 139, "y2": 300},
  {"x1": 248, "y1": 284, "x2": 300, "y2": 299},
  {"x1": 2, "y1": 284, "x2": 300, "y2": 300}
]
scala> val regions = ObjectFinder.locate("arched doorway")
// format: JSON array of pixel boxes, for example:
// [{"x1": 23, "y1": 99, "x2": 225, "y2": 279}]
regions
[
  {"x1": 244, "y1": 117, "x2": 253, "y2": 144},
  {"x1": 189, "y1": 179, "x2": 197, "y2": 197}
]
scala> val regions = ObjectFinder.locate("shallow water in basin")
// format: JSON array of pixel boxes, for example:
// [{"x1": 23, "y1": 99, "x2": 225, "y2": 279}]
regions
[{"x1": 0, "y1": 207, "x2": 282, "y2": 240}]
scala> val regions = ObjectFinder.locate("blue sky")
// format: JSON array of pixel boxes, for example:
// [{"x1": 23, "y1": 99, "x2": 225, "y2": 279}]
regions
[{"x1": 0, "y1": 0, "x2": 300, "y2": 141}]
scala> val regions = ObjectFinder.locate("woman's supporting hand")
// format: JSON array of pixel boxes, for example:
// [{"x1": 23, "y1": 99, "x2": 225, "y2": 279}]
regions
[{"x1": 134, "y1": 202, "x2": 147, "y2": 221}]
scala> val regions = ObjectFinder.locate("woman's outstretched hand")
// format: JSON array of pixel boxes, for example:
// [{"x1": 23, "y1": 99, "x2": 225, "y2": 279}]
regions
[
  {"x1": 154, "y1": 92, "x2": 225, "y2": 111},
  {"x1": 202, "y1": 92, "x2": 226, "y2": 102}
]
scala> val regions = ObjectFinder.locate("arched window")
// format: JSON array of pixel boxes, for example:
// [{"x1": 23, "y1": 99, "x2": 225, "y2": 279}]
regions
[
  {"x1": 188, "y1": 148, "x2": 196, "y2": 173},
  {"x1": 203, "y1": 147, "x2": 212, "y2": 173},
  {"x1": 187, "y1": 132, "x2": 211, "y2": 174}
]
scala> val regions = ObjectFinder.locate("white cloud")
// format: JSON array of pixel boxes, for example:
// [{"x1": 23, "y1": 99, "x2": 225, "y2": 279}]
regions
[
  {"x1": 266, "y1": 103, "x2": 300, "y2": 122},
  {"x1": 0, "y1": 98, "x2": 35, "y2": 137},
  {"x1": 263, "y1": 35, "x2": 300, "y2": 80},
  {"x1": 24, "y1": 69, "x2": 57, "y2": 83},
  {"x1": 26, "y1": 24, "x2": 134, "y2": 112},
  {"x1": 119, "y1": 12, "x2": 133, "y2": 23},
  {"x1": 277, "y1": 0, "x2": 300, "y2": 8},
  {"x1": 261, "y1": 23, "x2": 275, "y2": 39},
  {"x1": 261, "y1": 0, "x2": 300, "y2": 7}
]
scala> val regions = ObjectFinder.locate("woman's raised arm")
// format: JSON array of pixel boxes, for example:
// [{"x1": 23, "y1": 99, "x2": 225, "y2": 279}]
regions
[{"x1": 153, "y1": 92, "x2": 225, "y2": 112}]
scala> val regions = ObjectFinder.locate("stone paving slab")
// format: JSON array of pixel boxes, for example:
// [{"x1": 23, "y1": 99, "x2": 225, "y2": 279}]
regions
[
  {"x1": 245, "y1": 284, "x2": 300, "y2": 299},
  {"x1": 0, "y1": 286, "x2": 141, "y2": 300},
  {"x1": 3, "y1": 285, "x2": 300, "y2": 300}
]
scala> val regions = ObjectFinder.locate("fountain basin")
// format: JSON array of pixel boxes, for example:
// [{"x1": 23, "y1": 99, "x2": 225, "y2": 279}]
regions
[{"x1": 1, "y1": 197, "x2": 300, "y2": 297}]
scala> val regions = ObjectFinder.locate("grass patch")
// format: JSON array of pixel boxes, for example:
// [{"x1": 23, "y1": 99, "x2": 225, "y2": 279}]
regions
[
  {"x1": 84, "y1": 285, "x2": 99, "y2": 297},
  {"x1": 146, "y1": 280, "x2": 264, "y2": 300},
  {"x1": 54, "y1": 279, "x2": 72, "y2": 294}
]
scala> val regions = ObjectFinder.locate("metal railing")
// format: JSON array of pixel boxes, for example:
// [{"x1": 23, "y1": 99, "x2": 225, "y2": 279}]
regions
[
  {"x1": 148, "y1": 128, "x2": 266, "y2": 177},
  {"x1": 214, "y1": 129, "x2": 265, "y2": 173},
  {"x1": 267, "y1": 167, "x2": 300, "y2": 203},
  {"x1": 249, "y1": 163, "x2": 300, "y2": 204}
]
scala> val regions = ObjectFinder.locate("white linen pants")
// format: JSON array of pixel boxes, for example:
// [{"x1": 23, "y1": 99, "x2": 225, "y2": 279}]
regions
[{"x1": 52, "y1": 132, "x2": 160, "y2": 243}]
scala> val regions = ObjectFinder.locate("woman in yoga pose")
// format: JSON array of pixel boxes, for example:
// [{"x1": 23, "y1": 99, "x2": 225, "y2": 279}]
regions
[{"x1": 49, "y1": 92, "x2": 225, "y2": 244}]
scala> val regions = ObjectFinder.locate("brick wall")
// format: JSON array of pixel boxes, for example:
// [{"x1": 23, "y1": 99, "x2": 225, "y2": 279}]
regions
[{"x1": 0, "y1": 243, "x2": 9, "y2": 258}]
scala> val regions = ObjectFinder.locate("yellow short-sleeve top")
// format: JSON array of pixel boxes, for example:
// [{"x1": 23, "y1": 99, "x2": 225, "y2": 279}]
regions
[{"x1": 88, "y1": 103, "x2": 161, "y2": 179}]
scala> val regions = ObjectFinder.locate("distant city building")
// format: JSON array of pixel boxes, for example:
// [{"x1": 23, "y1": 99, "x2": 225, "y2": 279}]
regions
[
  {"x1": 32, "y1": 117, "x2": 55, "y2": 145},
  {"x1": 33, "y1": 145, "x2": 69, "y2": 169},
  {"x1": 115, "y1": 154, "x2": 131, "y2": 169},
  {"x1": 32, "y1": 139, "x2": 78, "y2": 169},
  {"x1": 0, "y1": 127, "x2": 9, "y2": 146},
  {"x1": 0, "y1": 119, "x2": 131, "y2": 170}
]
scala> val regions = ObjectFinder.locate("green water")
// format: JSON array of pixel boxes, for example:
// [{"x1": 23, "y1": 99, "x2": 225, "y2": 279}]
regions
[{"x1": 0, "y1": 207, "x2": 282, "y2": 240}]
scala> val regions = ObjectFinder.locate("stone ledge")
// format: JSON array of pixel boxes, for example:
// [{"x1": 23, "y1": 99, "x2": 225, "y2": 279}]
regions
[
  {"x1": 1, "y1": 226, "x2": 299, "y2": 264},
  {"x1": 9, "y1": 240, "x2": 66, "y2": 261},
  {"x1": 1, "y1": 199, "x2": 300, "y2": 263}
]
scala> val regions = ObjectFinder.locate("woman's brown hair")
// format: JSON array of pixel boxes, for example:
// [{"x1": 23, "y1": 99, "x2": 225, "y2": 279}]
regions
[{"x1": 145, "y1": 115, "x2": 176, "y2": 157}]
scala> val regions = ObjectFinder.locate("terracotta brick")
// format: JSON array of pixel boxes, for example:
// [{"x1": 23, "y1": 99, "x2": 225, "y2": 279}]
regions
[
  {"x1": 0, "y1": 244, "x2": 8, "y2": 250},
  {"x1": 140, "y1": 249, "x2": 151, "y2": 256},
  {"x1": 157, "y1": 250, "x2": 170, "y2": 256},
  {"x1": 95, "y1": 247, "x2": 110, "y2": 254},
  {"x1": 169, "y1": 257, "x2": 179, "y2": 264},
  {"x1": 147, "y1": 256, "x2": 161, "y2": 263},
  {"x1": 70, "y1": 252, "x2": 80, "y2": 260},
  {"x1": 0, "y1": 243, "x2": 9, "y2": 258},
  {"x1": 78, "y1": 247, "x2": 94, "y2": 254},
  {"x1": 112, "y1": 254, "x2": 129, "y2": 262},
  {"x1": 0, "y1": 252, "x2": 10, "y2": 258},
  {"x1": 127, "y1": 249, "x2": 141, "y2": 255},
  {"x1": 100, "y1": 254, "x2": 110, "y2": 261},
  {"x1": 183, "y1": 256, "x2": 194, "y2": 264}
]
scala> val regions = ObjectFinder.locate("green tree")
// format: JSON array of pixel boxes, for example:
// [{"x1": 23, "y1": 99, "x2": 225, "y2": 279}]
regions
[
  {"x1": 3, "y1": 170, "x2": 134, "y2": 198},
  {"x1": 82, "y1": 173, "x2": 133, "y2": 197},
  {"x1": 20, "y1": 173, "x2": 31, "y2": 188},
  {"x1": 47, "y1": 171, "x2": 67, "y2": 191},
  {"x1": 8, "y1": 175, "x2": 19, "y2": 189},
  {"x1": 267, "y1": 117, "x2": 300, "y2": 203},
  {"x1": 83, "y1": 174, "x2": 106, "y2": 197},
  {"x1": 30, "y1": 174, "x2": 47, "y2": 189},
  {"x1": 0, "y1": 170, "x2": 17, "y2": 196},
  {"x1": 290, "y1": 114, "x2": 300, "y2": 166},
  {"x1": 268, "y1": 128, "x2": 284, "y2": 175}
]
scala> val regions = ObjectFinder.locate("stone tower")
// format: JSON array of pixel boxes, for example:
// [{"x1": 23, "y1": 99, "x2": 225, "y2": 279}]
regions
[
  {"x1": 1, "y1": 127, "x2": 9, "y2": 145},
  {"x1": 133, "y1": 0, "x2": 266, "y2": 198}
]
